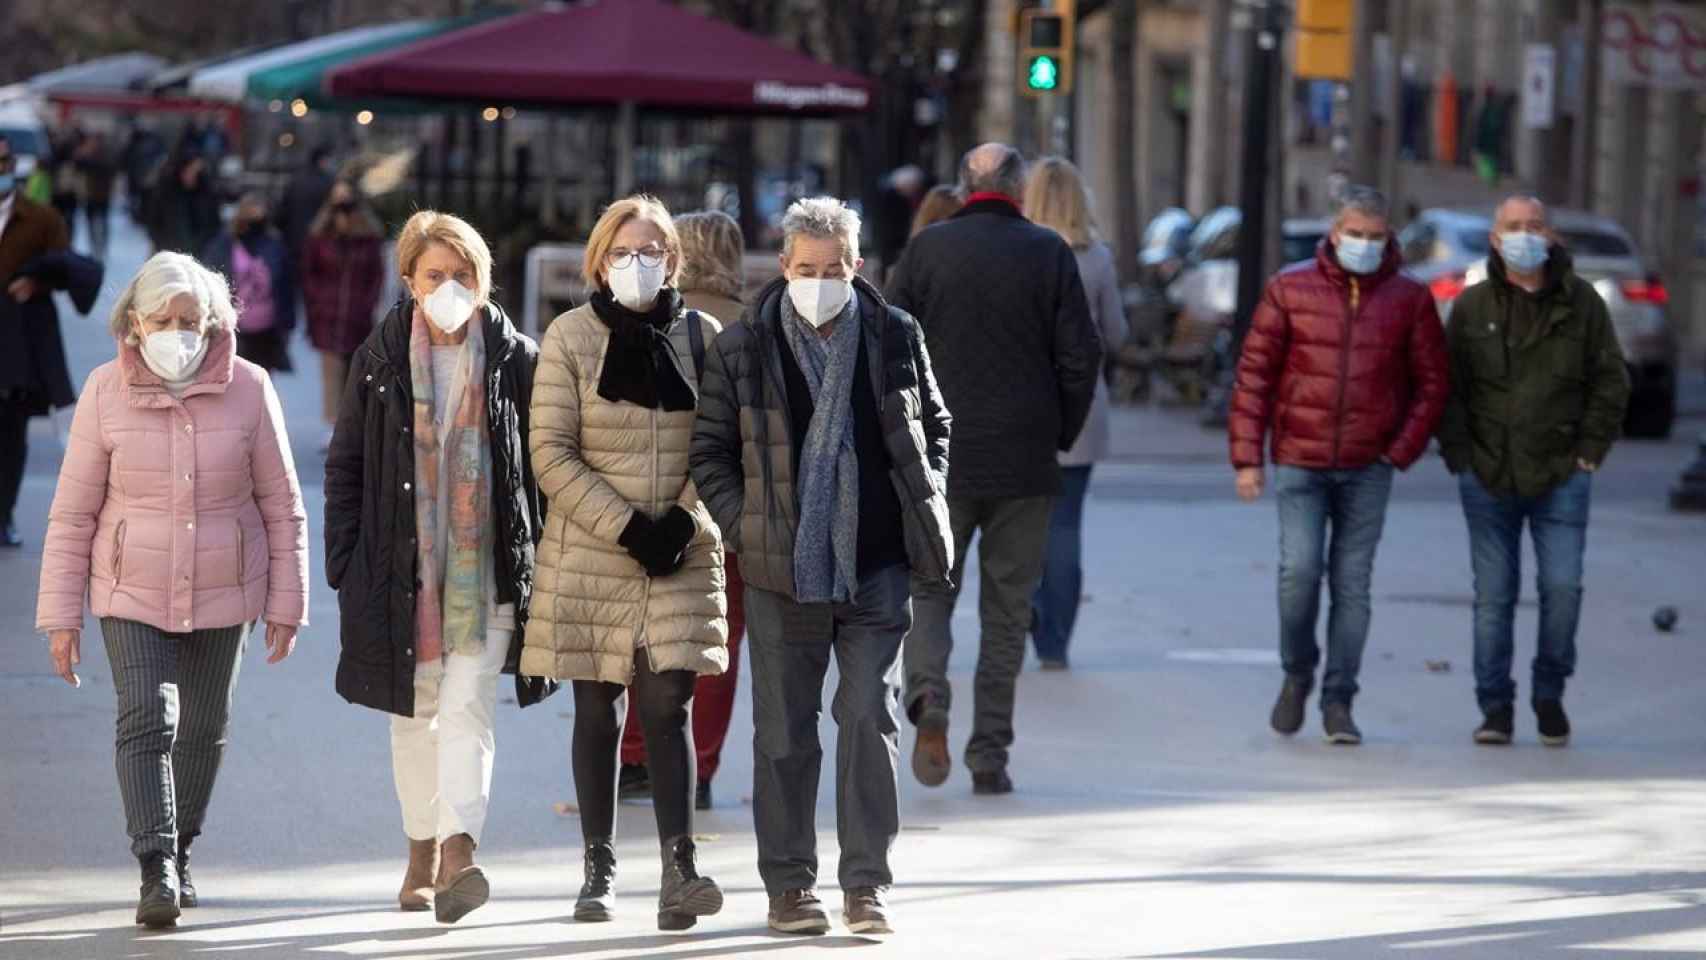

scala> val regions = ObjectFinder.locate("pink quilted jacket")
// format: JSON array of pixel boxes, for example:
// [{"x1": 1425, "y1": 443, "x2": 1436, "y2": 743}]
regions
[{"x1": 36, "y1": 331, "x2": 309, "y2": 635}]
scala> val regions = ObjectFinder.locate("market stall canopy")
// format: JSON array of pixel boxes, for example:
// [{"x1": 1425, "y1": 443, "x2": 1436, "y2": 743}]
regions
[
  {"x1": 28, "y1": 53, "x2": 167, "y2": 94},
  {"x1": 145, "y1": 48, "x2": 272, "y2": 95},
  {"x1": 188, "y1": 21, "x2": 433, "y2": 103},
  {"x1": 325, "y1": 0, "x2": 873, "y2": 115},
  {"x1": 245, "y1": 14, "x2": 497, "y2": 108}
]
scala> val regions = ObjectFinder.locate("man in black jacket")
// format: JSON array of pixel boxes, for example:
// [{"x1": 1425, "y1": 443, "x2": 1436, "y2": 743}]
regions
[
  {"x1": 691, "y1": 197, "x2": 952, "y2": 936},
  {"x1": 887, "y1": 142, "x2": 1102, "y2": 795}
]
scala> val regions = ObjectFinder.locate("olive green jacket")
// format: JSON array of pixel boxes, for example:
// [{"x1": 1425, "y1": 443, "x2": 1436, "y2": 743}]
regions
[{"x1": 1437, "y1": 249, "x2": 1630, "y2": 497}]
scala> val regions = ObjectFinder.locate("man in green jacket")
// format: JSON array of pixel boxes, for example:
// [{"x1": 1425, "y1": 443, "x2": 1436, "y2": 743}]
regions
[{"x1": 1437, "y1": 195, "x2": 1630, "y2": 748}]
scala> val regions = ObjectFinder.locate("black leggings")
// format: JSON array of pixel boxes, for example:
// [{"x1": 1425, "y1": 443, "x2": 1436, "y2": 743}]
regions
[{"x1": 572, "y1": 652, "x2": 697, "y2": 844}]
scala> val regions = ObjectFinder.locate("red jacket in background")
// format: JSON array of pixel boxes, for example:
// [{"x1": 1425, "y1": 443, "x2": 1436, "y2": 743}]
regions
[
  {"x1": 1228, "y1": 238, "x2": 1450, "y2": 471},
  {"x1": 303, "y1": 232, "x2": 385, "y2": 355}
]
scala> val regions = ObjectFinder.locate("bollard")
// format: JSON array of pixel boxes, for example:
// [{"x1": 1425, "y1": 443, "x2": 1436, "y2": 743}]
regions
[{"x1": 1670, "y1": 431, "x2": 1706, "y2": 512}]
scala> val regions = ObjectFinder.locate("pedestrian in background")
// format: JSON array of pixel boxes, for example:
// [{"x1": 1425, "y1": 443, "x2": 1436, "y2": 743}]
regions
[
  {"x1": 909, "y1": 185, "x2": 962, "y2": 238},
  {"x1": 278, "y1": 145, "x2": 336, "y2": 271},
  {"x1": 692, "y1": 197, "x2": 952, "y2": 935},
  {"x1": 48, "y1": 128, "x2": 81, "y2": 228},
  {"x1": 36, "y1": 251, "x2": 308, "y2": 929},
  {"x1": 874, "y1": 165, "x2": 926, "y2": 284},
  {"x1": 1229, "y1": 185, "x2": 1449, "y2": 746},
  {"x1": 203, "y1": 193, "x2": 295, "y2": 374},
  {"x1": 1437, "y1": 195, "x2": 1629, "y2": 748},
  {"x1": 618, "y1": 209, "x2": 747, "y2": 812},
  {"x1": 74, "y1": 131, "x2": 118, "y2": 260},
  {"x1": 888, "y1": 142, "x2": 1101, "y2": 796},
  {"x1": 303, "y1": 180, "x2": 384, "y2": 442},
  {"x1": 325, "y1": 211, "x2": 548, "y2": 924},
  {"x1": 525, "y1": 195, "x2": 728, "y2": 931},
  {"x1": 0, "y1": 134, "x2": 77, "y2": 547},
  {"x1": 1021, "y1": 157, "x2": 1129, "y2": 671},
  {"x1": 147, "y1": 149, "x2": 219, "y2": 256}
]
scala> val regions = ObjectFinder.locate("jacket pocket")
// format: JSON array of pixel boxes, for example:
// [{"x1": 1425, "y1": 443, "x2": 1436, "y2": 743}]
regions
[
  {"x1": 237, "y1": 523, "x2": 247, "y2": 586},
  {"x1": 891, "y1": 469, "x2": 951, "y2": 584},
  {"x1": 112, "y1": 520, "x2": 127, "y2": 587}
]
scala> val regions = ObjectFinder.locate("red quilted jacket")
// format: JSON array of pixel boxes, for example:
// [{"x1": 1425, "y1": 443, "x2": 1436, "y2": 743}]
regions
[{"x1": 1229, "y1": 239, "x2": 1449, "y2": 471}]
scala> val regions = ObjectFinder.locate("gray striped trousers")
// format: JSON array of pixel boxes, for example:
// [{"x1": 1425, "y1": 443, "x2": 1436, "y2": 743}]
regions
[{"x1": 99, "y1": 618, "x2": 247, "y2": 860}]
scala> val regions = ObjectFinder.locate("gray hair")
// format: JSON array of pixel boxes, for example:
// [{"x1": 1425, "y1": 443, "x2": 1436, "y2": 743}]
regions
[
  {"x1": 1494, "y1": 193, "x2": 1548, "y2": 223},
  {"x1": 780, "y1": 196, "x2": 862, "y2": 264},
  {"x1": 109, "y1": 252, "x2": 238, "y2": 345},
  {"x1": 1333, "y1": 185, "x2": 1389, "y2": 225},
  {"x1": 960, "y1": 143, "x2": 1028, "y2": 197}
]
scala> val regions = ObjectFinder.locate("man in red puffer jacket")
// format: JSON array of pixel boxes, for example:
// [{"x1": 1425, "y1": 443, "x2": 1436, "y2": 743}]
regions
[{"x1": 1228, "y1": 185, "x2": 1449, "y2": 746}]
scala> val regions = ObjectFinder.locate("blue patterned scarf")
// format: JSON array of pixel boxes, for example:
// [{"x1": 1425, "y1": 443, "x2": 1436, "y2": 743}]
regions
[{"x1": 781, "y1": 293, "x2": 861, "y2": 604}]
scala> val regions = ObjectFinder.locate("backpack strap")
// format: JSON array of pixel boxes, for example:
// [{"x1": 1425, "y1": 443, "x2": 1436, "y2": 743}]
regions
[{"x1": 686, "y1": 309, "x2": 706, "y2": 383}]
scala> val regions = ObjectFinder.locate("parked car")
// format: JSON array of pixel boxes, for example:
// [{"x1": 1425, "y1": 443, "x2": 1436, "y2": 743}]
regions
[{"x1": 1400, "y1": 207, "x2": 1678, "y2": 437}]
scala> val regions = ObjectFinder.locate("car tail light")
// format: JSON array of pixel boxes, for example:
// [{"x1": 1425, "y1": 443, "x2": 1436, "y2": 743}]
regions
[
  {"x1": 1429, "y1": 272, "x2": 1467, "y2": 303},
  {"x1": 1621, "y1": 276, "x2": 1670, "y2": 305}
]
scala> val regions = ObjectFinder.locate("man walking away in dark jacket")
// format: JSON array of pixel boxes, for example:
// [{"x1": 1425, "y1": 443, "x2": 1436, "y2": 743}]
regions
[
  {"x1": 1229, "y1": 185, "x2": 1450, "y2": 746},
  {"x1": 887, "y1": 142, "x2": 1102, "y2": 796},
  {"x1": 1437, "y1": 195, "x2": 1629, "y2": 749}
]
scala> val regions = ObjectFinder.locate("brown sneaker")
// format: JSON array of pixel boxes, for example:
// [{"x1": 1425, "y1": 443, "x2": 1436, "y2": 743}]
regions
[
  {"x1": 433, "y1": 833, "x2": 489, "y2": 924},
  {"x1": 768, "y1": 888, "x2": 831, "y2": 935},
  {"x1": 842, "y1": 886, "x2": 893, "y2": 935}
]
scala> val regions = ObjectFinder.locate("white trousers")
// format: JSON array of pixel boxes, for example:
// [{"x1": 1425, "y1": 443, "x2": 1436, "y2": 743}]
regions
[{"x1": 390, "y1": 628, "x2": 511, "y2": 844}]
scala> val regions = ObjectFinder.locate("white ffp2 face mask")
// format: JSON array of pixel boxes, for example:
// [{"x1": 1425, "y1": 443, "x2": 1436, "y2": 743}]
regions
[
  {"x1": 787, "y1": 278, "x2": 853, "y2": 328},
  {"x1": 419, "y1": 279, "x2": 477, "y2": 333},
  {"x1": 140, "y1": 330, "x2": 208, "y2": 382},
  {"x1": 607, "y1": 259, "x2": 667, "y2": 311}
]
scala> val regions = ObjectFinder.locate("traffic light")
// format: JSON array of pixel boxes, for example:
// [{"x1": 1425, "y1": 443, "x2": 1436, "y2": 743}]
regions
[{"x1": 1019, "y1": 4, "x2": 1074, "y2": 97}]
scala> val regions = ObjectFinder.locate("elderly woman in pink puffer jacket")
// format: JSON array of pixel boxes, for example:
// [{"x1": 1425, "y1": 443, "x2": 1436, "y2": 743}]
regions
[{"x1": 35, "y1": 251, "x2": 308, "y2": 930}]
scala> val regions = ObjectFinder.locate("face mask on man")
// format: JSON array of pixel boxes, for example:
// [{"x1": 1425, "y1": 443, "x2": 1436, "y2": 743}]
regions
[
  {"x1": 1498, "y1": 231, "x2": 1549, "y2": 273},
  {"x1": 1335, "y1": 235, "x2": 1384, "y2": 275},
  {"x1": 418, "y1": 278, "x2": 477, "y2": 334},
  {"x1": 140, "y1": 330, "x2": 208, "y2": 382},
  {"x1": 787, "y1": 277, "x2": 854, "y2": 328},
  {"x1": 607, "y1": 258, "x2": 666, "y2": 311}
]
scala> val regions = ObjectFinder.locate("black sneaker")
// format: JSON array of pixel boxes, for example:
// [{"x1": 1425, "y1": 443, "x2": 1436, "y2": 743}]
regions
[
  {"x1": 1322, "y1": 702, "x2": 1362, "y2": 745},
  {"x1": 1534, "y1": 699, "x2": 1570, "y2": 747},
  {"x1": 618, "y1": 763, "x2": 650, "y2": 800},
  {"x1": 1270, "y1": 675, "x2": 1312, "y2": 735},
  {"x1": 971, "y1": 769, "x2": 1013, "y2": 795},
  {"x1": 1474, "y1": 705, "x2": 1514, "y2": 745}
]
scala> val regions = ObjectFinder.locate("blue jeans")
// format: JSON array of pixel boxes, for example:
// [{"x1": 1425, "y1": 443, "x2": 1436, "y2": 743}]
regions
[
  {"x1": 1031, "y1": 465, "x2": 1093, "y2": 663},
  {"x1": 1274, "y1": 463, "x2": 1394, "y2": 706},
  {"x1": 1458, "y1": 471, "x2": 1591, "y2": 711}
]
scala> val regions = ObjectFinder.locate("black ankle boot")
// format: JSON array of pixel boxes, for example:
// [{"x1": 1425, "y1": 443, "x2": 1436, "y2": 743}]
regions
[
  {"x1": 135, "y1": 852, "x2": 181, "y2": 928},
  {"x1": 574, "y1": 841, "x2": 617, "y2": 922},
  {"x1": 657, "y1": 835, "x2": 722, "y2": 931},
  {"x1": 177, "y1": 840, "x2": 197, "y2": 908}
]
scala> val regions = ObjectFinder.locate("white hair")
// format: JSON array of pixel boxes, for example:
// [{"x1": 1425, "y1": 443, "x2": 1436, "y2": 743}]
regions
[
  {"x1": 109, "y1": 252, "x2": 239, "y2": 345},
  {"x1": 781, "y1": 196, "x2": 862, "y2": 264}
]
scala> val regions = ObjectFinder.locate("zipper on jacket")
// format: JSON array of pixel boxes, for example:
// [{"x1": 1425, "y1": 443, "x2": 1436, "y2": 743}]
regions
[
  {"x1": 1330, "y1": 277, "x2": 1361, "y2": 468},
  {"x1": 112, "y1": 520, "x2": 127, "y2": 586},
  {"x1": 237, "y1": 523, "x2": 245, "y2": 586},
  {"x1": 640, "y1": 403, "x2": 661, "y2": 675}
]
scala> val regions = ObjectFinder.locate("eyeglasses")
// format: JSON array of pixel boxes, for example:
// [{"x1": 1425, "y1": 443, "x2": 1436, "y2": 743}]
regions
[{"x1": 605, "y1": 247, "x2": 667, "y2": 269}]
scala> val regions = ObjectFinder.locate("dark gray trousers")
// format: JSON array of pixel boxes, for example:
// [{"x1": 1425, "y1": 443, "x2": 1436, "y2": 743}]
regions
[
  {"x1": 744, "y1": 564, "x2": 910, "y2": 896},
  {"x1": 100, "y1": 617, "x2": 247, "y2": 859},
  {"x1": 905, "y1": 494, "x2": 1053, "y2": 774}
]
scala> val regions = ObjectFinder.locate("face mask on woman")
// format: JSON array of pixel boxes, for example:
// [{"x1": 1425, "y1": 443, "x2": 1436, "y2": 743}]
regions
[
  {"x1": 787, "y1": 277, "x2": 854, "y2": 328},
  {"x1": 607, "y1": 258, "x2": 666, "y2": 311},
  {"x1": 418, "y1": 279, "x2": 477, "y2": 334},
  {"x1": 1334, "y1": 235, "x2": 1384, "y2": 275},
  {"x1": 140, "y1": 329, "x2": 208, "y2": 382},
  {"x1": 1498, "y1": 231, "x2": 1549, "y2": 273}
]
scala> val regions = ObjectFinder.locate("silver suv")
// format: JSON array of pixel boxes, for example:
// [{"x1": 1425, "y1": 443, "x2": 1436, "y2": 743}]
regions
[{"x1": 1400, "y1": 208, "x2": 1679, "y2": 437}]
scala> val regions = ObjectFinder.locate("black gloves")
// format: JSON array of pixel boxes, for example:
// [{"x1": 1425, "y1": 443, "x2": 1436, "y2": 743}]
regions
[{"x1": 618, "y1": 506, "x2": 697, "y2": 578}]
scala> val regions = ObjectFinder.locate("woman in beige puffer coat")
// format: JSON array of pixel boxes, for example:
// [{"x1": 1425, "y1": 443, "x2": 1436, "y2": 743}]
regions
[{"x1": 526, "y1": 195, "x2": 727, "y2": 931}]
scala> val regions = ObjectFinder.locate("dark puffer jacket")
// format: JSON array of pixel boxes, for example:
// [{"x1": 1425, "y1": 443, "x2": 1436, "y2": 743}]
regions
[
  {"x1": 1229, "y1": 238, "x2": 1450, "y2": 470},
  {"x1": 324, "y1": 298, "x2": 555, "y2": 716},
  {"x1": 690, "y1": 276, "x2": 953, "y2": 600}
]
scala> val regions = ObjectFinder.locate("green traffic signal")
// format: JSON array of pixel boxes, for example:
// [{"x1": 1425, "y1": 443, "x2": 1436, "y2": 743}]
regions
[{"x1": 1027, "y1": 54, "x2": 1060, "y2": 91}]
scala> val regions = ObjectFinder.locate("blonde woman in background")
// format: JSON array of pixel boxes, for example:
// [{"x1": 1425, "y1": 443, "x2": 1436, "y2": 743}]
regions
[
  {"x1": 909, "y1": 185, "x2": 963, "y2": 238},
  {"x1": 1021, "y1": 157, "x2": 1129, "y2": 671}
]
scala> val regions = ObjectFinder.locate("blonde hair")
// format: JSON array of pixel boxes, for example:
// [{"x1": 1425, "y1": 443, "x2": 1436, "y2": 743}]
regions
[
  {"x1": 910, "y1": 185, "x2": 963, "y2": 238},
  {"x1": 396, "y1": 210, "x2": 493, "y2": 305},
  {"x1": 110, "y1": 252, "x2": 238, "y2": 345},
  {"x1": 1023, "y1": 156, "x2": 1098, "y2": 250},
  {"x1": 676, "y1": 210, "x2": 745, "y2": 301},
  {"x1": 582, "y1": 194, "x2": 683, "y2": 289}
]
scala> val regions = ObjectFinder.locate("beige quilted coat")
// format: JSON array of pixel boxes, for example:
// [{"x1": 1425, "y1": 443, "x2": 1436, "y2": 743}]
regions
[{"x1": 523, "y1": 303, "x2": 728, "y2": 684}]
